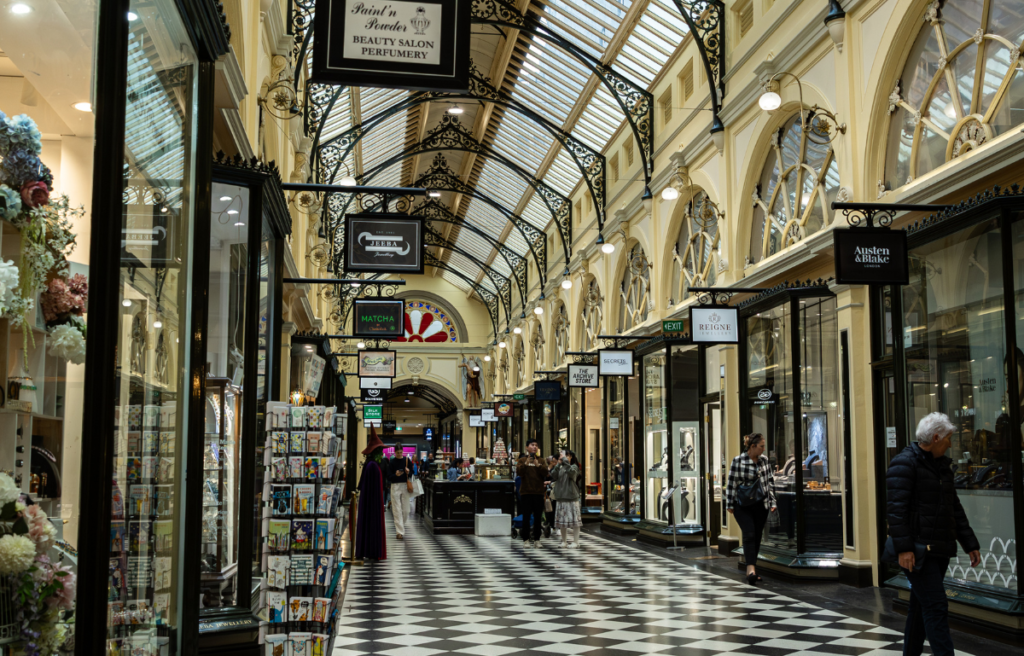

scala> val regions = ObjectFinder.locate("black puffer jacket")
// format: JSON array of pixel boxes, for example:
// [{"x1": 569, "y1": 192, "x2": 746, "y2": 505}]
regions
[{"x1": 886, "y1": 443, "x2": 979, "y2": 557}]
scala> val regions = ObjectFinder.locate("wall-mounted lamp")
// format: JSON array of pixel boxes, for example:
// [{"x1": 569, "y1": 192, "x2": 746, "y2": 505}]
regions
[
  {"x1": 824, "y1": 0, "x2": 846, "y2": 53},
  {"x1": 759, "y1": 72, "x2": 846, "y2": 143}
]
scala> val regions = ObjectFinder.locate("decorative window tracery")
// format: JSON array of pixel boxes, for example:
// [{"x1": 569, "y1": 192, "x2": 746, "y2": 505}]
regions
[
  {"x1": 619, "y1": 244, "x2": 651, "y2": 331},
  {"x1": 883, "y1": 0, "x2": 1024, "y2": 190},
  {"x1": 553, "y1": 303, "x2": 569, "y2": 366},
  {"x1": 749, "y1": 115, "x2": 840, "y2": 263},
  {"x1": 393, "y1": 300, "x2": 459, "y2": 342},
  {"x1": 582, "y1": 281, "x2": 604, "y2": 352},
  {"x1": 532, "y1": 324, "x2": 545, "y2": 374},
  {"x1": 671, "y1": 191, "x2": 721, "y2": 305}
]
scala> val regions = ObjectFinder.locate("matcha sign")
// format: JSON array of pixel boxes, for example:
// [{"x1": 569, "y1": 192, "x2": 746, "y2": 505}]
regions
[{"x1": 354, "y1": 299, "x2": 404, "y2": 337}]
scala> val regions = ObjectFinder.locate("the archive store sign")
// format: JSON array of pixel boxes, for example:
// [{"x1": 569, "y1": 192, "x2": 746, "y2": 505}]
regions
[{"x1": 312, "y1": 0, "x2": 471, "y2": 92}]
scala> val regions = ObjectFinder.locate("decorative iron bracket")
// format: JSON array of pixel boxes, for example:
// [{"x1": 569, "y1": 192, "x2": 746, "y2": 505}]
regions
[{"x1": 831, "y1": 202, "x2": 953, "y2": 229}]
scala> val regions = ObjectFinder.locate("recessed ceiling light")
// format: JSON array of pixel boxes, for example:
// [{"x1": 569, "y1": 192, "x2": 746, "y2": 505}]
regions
[
  {"x1": 219, "y1": 195, "x2": 231, "y2": 201},
  {"x1": 11, "y1": 4, "x2": 32, "y2": 15},
  {"x1": 72, "y1": 102, "x2": 92, "y2": 112}
]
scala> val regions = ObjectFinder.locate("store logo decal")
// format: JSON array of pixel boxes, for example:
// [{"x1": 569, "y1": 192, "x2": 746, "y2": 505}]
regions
[
  {"x1": 358, "y1": 231, "x2": 410, "y2": 257},
  {"x1": 757, "y1": 389, "x2": 772, "y2": 401}
]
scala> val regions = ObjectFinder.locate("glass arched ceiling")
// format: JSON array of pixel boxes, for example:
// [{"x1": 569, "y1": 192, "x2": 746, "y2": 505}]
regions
[{"x1": 309, "y1": 0, "x2": 690, "y2": 299}]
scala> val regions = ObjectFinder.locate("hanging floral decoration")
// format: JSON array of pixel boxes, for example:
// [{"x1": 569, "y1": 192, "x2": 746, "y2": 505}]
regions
[
  {"x1": 0, "y1": 473, "x2": 75, "y2": 656},
  {"x1": 39, "y1": 276, "x2": 87, "y2": 365},
  {"x1": 0, "y1": 112, "x2": 86, "y2": 361}
]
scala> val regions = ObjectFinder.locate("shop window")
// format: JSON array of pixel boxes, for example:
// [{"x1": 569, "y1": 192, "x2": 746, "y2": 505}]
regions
[
  {"x1": 749, "y1": 115, "x2": 841, "y2": 264},
  {"x1": 680, "y1": 59, "x2": 695, "y2": 102},
  {"x1": 606, "y1": 377, "x2": 634, "y2": 515},
  {"x1": 671, "y1": 190, "x2": 720, "y2": 305},
  {"x1": 884, "y1": 0, "x2": 1024, "y2": 191},
  {"x1": 393, "y1": 300, "x2": 458, "y2": 342},
  {"x1": 619, "y1": 244, "x2": 651, "y2": 331},
  {"x1": 582, "y1": 280, "x2": 604, "y2": 352}
]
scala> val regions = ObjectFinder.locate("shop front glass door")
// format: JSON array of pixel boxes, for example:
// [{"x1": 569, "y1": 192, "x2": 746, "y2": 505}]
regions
[
  {"x1": 671, "y1": 345, "x2": 702, "y2": 530},
  {"x1": 643, "y1": 352, "x2": 669, "y2": 522},
  {"x1": 606, "y1": 377, "x2": 633, "y2": 514},
  {"x1": 747, "y1": 304, "x2": 797, "y2": 550},
  {"x1": 110, "y1": 0, "x2": 198, "y2": 643},
  {"x1": 899, "y1": 216, "x2": 1015, "y2": 592}
]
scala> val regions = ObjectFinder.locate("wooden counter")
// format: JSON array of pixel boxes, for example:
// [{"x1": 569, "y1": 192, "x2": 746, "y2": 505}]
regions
[{"x1": 423, "y1": 478, "x2": 515, "y2": 535}]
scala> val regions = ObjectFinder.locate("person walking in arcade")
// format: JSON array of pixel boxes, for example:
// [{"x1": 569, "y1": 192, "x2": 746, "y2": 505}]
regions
[
  {"x1": 517, "y1": 438, "x2": 547, "y2": 548},
  {"x1": 725, "y1": 433, "x2": 776, "y2": 585},
  {"x1": 387, "y1": 442, "x2": 414, "y2": 540}
]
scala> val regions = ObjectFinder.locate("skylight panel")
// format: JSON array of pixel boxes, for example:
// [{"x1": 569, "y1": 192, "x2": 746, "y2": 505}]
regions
[
  {"x1": 476, "y1": 163, "x2": 530, "y2": 210},
  {"x1": 573, "y1": 85, "x2": 622, "y2": 152},
  {"x1": 543, "y1": 151, "x2": 581, "y2": 196}
]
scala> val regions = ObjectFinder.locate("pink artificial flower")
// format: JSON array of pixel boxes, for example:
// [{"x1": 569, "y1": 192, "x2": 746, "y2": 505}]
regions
[
  {"x1": 67, "y1": 273, "x2": 88, "y2": 311},
  {"x1": 23, "y1": 505, "x2": 54, "y2": 547},
  {"x1": 20, "y1": 181, "x2": 49, "y2": 209},
  {"x1": 50, "y1": 564, "x2": 76, "y2": 610}
]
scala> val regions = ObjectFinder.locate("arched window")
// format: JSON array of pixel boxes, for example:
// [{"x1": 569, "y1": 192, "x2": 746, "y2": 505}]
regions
[
  {"x1": 884, "y1": 0, "x2": 1024, "y2": 190},
  {"x1": 393, "y1": 300, "x2": 459, "y2": 342},
  {"x1": 532, "y1": 324, "x2": 545, "y2": 374},
  {"x1": 619, "y1": 244, "x2": 651, "y2": 331},
  {"x1": 750, "y1": 115, "x2": 841, "y2": 264},
  {"x1": 671, "y1": 191, "x2": 721, "y2": 305},
  {"x1": 582, "y1": 281, "x2": 603, "y2": 351},
  {"x1": 553, "y1": 303, "x2": 569, "y2": 366}
]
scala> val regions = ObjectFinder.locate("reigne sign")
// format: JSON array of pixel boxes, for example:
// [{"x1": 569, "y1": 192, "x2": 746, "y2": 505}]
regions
[
  {"x1": 344, "y1": 214, "x2": 424, "y2": 274},
  {"x1": 311, "y1": 0, "x2": 471, "y2": 92},
  {"x1": 689, "y1": 307, "x2": 739, "y2": 345},
  {"x1": 833, "y1": 227, "x2": 909, "y2": 285}
]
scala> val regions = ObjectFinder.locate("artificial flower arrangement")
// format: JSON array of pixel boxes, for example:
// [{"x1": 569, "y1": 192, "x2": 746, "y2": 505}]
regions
[
  {"x1": 0, "y1": 472, "x2": 75, "y2": 656},
  {"x1": 0, "y1": 111, "x2": 86, "y2": 363}
]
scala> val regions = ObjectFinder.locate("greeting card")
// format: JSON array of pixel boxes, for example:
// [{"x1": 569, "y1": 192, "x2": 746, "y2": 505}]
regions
[
  {"x1": 266, "y1": 591, "x2": 287, "y2": 623},
  {"x1": 288, "y1": 598, "x2": 312, "y2": 623},
  {"x1": 291, "y1": 520, "x2": 312, "y2": 550}
]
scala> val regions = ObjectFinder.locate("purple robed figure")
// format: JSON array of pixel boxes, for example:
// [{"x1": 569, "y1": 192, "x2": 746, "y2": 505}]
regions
[{"x1": 355, "y1": 428, "x2": 387, "y2": 560}]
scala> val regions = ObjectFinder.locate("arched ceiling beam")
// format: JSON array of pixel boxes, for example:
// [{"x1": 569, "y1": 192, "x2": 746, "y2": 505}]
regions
[
  {"x1": 424, "y1": 250, "x2": 500, "y2": 342},
  {"x1": 316, "y1": 64, "x2": 606, "y2": 231}
]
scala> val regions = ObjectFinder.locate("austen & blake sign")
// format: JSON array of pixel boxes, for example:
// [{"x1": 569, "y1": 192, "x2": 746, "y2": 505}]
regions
[
  {"x1": 832, "y1": 227, "x2": 909, "y2": 285},
  {"x1": 311, "y1": 0, "x2": 471, "y2": 91},
  {"x1": 344, "y1": 214, "x2": 424, "y2": 274},
  {"x1": 353, "y1": 299, "x2": 405, "y2": 337}
]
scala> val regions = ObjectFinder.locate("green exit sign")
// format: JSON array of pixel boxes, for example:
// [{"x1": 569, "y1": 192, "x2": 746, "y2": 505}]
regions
[
  {"x1": 513, "y1": 394, "x2": 526, "y2": 401},
  {"x1": 364, "y1": 405, "x2": 383, "y2": 420},
  {"x1": 663, "y1": 320, "x2": 686, "y2": 333}
]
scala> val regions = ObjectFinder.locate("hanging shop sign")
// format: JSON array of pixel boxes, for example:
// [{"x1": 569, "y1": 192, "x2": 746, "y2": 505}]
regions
[
  {"x1": 382, "y1": 419, "x2": 397, "y2": 433},
  {"x1": 469, "y1": 414, "x2": 484, "y2": 428},
  {"x1": 353, "y1": 299, "x2": 405, "y2": 337},
  {"x1": 690, "y1": 306, "x2": 739, "y2": 344},
  {"x1": 360, "y1": 387, "x2": 387, "y2": 404},
  {"x1": 358, "y1": 376, "x2": 392, "y2": 390},
  {"x1": 481, "y1": 408, "x2": 497, "y2": 423},
  {"x1": 535, "y1": 381, "x2": 562, "y2": 401},
  {"x1": 363, "y1": 404, "x2": 383, "y2": 426},
  {"x1": 311, "y1": 0, "x2": 471, "y2": 92},
  {"x1": 833, "y1": 228, "x2": 909, "y2": 285},
  {"x1": 357, "y1": 349, "x2": 397, "y2": 378},
  {"x1": 567, "y1": 364, "x2": 599, "y2": 388},
  {"x1": 598, "y1": 349, "x2": 634, "y2": 376},
  {"x1": 344, "y1": 214, "x2": 425, "y2": 274},
  {"x1": 494, "y1": 401, "x2": 514, "y2": 417}
]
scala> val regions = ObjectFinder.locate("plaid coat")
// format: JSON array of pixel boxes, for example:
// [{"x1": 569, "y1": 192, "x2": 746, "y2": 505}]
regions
[{"x1": 725, "y1": 452, "x2": 776, "y2": 510}]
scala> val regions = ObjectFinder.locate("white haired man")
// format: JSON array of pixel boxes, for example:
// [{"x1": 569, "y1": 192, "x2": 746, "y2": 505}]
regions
[{"x1": 886, "y1": 412, "x2": 981, "y2": 656}]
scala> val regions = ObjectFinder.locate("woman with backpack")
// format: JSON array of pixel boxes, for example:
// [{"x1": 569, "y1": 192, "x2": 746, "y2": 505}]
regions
[{"x1": 725, "y1": 433, "x2": 776, "y2": 585}]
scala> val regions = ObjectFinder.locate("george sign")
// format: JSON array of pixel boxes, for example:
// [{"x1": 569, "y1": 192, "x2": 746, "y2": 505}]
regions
[
  {"x1": 311, "y1": 0, "x2": 471, "y2": 92},
  {"x1": 481, "y1": 408, "x2": 497, "y2": 423},
  {"x1": 359, "y1": 376, "x2": 392, "y2": 389},
  {"x1": 469, "y1": 414, "x2": 484, "y2": 428},
  {"x1": 353, "y1": 299, "x2": 405, "y2": 337},
  {"x1": 494, "y1": 401, "x2": 513, "y2": 417},
  {"x1": 568, "y1": 364, "x2": 599, "y2": 388},
  {"x1": 357, "y1": 350, "x2": 397, "y2": 378},
  {"x1": 753, "y1": 388, "x2": 776, "y2": 405},
  {"x1": 344, "y1": 214, "x2": 424, "y2": 274},
  {"x1": 535, "y1": 381, "x2": 561, "y2": 401},
  {"x1": 598, "y1": 349, "x2": 634, "y2": 376},
  {"x1": 513, "y1": 393, "x2": 526, "y2": 401},
  {"x1": 363, "y1": 405, "x2": 383, "y2": 420},
  {"x1": 833, "y1": 227, "x2": 909, "y2": 285},
  {"x1": 663, "y1": 320, "x2": 686, "y2": 333},
  {"x1": 383, "y1": 419, "x2": 397, "y2": 433},
  {"x1": 360, "y1": 387, "x2": 387, "y2": 404},
  {"x1": 690, "y1": 306, "x2": 739, "y2": 344}
]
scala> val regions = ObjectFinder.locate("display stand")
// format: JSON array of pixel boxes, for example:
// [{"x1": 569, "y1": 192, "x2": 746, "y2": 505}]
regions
[{"x1": 259, "y1": 402, "x2": 346, "y2": 656}]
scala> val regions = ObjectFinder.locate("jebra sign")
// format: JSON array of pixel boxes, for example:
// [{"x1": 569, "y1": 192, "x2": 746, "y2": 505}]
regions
[
  {"x1": 311, "y1": 0, "x2": 471, "y2": 92},
  {"x1": 833, "y1": 227, "x2": 908, "y2": 285},
  {"x1": 344, "y1": 214, "x2": 424, "y2": 274},
  {"x1": 567, "y1": 364, "x2": 599, "y2": 388},
  {"x1": 690, "y1": 306, "x2": 739, "y2": 344}
]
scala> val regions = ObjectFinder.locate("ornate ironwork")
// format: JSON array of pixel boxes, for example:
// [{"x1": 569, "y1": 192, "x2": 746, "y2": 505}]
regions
[
  {"x1": 423, "y1": 223, "x2": 513, "y2": 330},
  {"x1": 695, "y1": 290, "x2": 733, "y2": 305},
  {"x1": 737, "y1": 278, "x2": 835, "y2": 309},
  {"x1": 305, "y1": 82, "x2": 345, "y2": 150},
  {"x1": 569, "y1": 353, "x2": 596, "y2": 364},
  {"x1": 424, "y1": 250, "x2": 501, "y2": 340},
  {"x1": 905, "y1": 185, "x2": 1024, "y2": 236},
  {"x1": 290, "y1": 0, "x2": 317, "y2": 81},
  {"x1": 671, "y1": 0, "x2": 726, "y2": 112}
]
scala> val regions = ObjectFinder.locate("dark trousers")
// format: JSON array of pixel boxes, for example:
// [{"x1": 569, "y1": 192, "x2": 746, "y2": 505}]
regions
[
  {"x1": 903, "y1": 557, "x2": 954, "y2": 656},
  {"x1": 733, "y1": 503, "x2": 769, "y2": 566},
  {"x1": 521, "y1": 494, "x2": 544, "y2": 542}
]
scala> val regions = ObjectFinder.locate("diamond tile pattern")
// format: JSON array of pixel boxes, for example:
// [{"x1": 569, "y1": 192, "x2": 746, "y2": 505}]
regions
[{"x1": 330, "y1": 516, "x2": 976, "y2": 656}]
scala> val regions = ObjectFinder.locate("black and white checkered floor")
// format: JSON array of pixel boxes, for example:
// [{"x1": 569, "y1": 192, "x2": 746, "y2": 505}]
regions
[{"x1": 331, "y1": 515, "x2": 974, "y2": 656}]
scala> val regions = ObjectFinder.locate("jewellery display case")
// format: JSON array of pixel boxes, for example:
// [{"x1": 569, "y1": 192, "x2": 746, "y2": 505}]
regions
[{"x1": 201, "y1": 378, "x2": 243, "y2": 607}]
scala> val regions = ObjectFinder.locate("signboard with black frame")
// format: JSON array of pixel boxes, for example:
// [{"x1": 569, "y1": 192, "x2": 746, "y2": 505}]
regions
[
  {"x1": 689, "y1": 306, "x2": 740, "y2": 345},
  {"x1": 354, "y1": 299, "x2": 405, "y2": 337},
  {"x1": 311, "y1": 0, "x2": 471, "y2": 92},
  {"x1": 360, "y1": 387, "x2": 387, "y2": 404},
  {"x1": 567, "y1": 364, "x2": 599, "y2": 388},
  {"x1": 832, "y1": 227, "x2": 909, "y2": 285},
  {"x1": 357, "y1": 350, "x2": 397, "y2": 378},
  {"x1": 494, "y1": 401, "x2": 514, "y2": 417},
  {"x1": 598, "y1": 349, "x2": 634, "y2": 376},
  {"x1": 534, "y1": 381, "x2": 562, "y2": 401},
  {"x1": 468, "y1": 414, "x2": 484, "y2": 428},
  {"x1": 344, "y1": 214, "x2": 425, "y2": 274}
]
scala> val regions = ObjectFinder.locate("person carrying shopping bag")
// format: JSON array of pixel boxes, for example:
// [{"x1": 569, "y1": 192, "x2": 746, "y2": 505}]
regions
[
  {"x1": 725, "y1": 433, "x2": 776, "y2": 585},
  {"x1": 550, "y1": 450, "x2": 582, "y2": 548},
  {"x1": 386, "y1": 443, "x2": 414, "y2": 540}
]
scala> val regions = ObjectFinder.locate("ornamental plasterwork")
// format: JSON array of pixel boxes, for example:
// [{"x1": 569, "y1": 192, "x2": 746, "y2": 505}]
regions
[
  {"x1": 498, "y1": 350, "x2": 509, "y2": 394},
  {"x1": 619, "y1": 244, "x2": 651, "y2": 331},
  {"x1": 514, "y1": 340, "x2": 524, "y2": 389},
  {"x1": 877, "y1": 180, "x2": 887, "y2": 199},
  {"x1": 887, "y1": 82, "x2": 902, "y2": 115},
  {"x1": 924, "y1": 0, "x2": 940, "y2": 25},
  {"x1": 531, "y1": 324, "x2": 545, "y2": 374},
  {"x1": 835, "y1": 187, "x2": 851, "y2": 202},
  {"x1": 581, "y1": 281, "x2": 603, "y2": 352},
  {"x1": 553, "y1": 304, "x2": 569, "y2": 366}
]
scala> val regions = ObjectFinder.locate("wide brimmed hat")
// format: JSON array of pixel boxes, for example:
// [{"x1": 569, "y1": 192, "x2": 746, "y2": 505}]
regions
[{"x1": 363, "y1": 426, "x2": 386, "y2": 455}]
